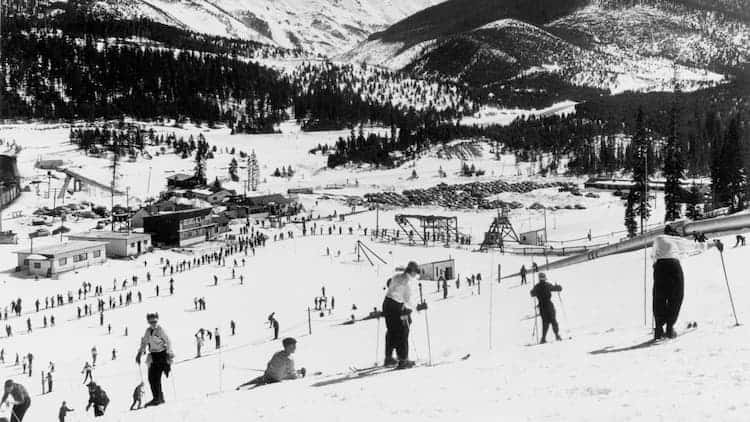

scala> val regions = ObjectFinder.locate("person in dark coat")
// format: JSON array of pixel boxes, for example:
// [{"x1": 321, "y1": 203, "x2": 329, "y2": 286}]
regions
[
  {"x1": 1, "y1": 380, "x2": 30, "y2": 422},
  {"x1": 85, "y1": 383, "x2": 109, "y2": 417},
  {"x1": 58, "y1": 401, "x2": 74, "y2": 422},
  {"x1": 530, "y1": 273, "x2": 562, "y2": 344},
  {"x1": 520, "y1": 265, "x2": 527, "y2": 285}
]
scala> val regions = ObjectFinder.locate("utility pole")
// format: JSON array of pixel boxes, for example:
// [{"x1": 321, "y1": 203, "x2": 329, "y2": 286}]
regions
[
  {"x1": 642, "y1": 141, "x2": 649, "y2": 327},
  {"x1": 375, "y1": 204, "x2": 379, "y2": 237},
  {"x1": 147, "y1": 166, "x2": 152, "y2": 196}
]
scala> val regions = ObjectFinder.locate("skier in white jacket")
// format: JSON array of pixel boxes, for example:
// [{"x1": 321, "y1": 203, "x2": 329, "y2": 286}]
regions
[
  {"x1": 652, "y1": 225, "x2": 717, "y2": 339},
  {"x1": 382, "y1": 261, "x2": 420, "y2": 369}
]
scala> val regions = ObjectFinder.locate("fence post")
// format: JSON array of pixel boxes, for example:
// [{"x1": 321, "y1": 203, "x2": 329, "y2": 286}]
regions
[{"x1": 307, "y1": 307, "x2": 312, "y2": 335}]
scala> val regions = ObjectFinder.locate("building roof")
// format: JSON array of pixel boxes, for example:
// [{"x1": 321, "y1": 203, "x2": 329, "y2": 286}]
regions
[
  {"x1": 69, "y1": 231, "x2": 152, "y2": 241},
  {"x1": 15, "y1": 240, "x2": 108, "y2": 256},
  {"x1": 190, "y1": 189, "x2": 213, "y2": 196},
  {"x1": 26, "y1": 254, "x2": 48, "y2": 260},
  {"x1": 167, "y1": 173, "x2": 194, "y2": 182},
  {"x1": 145, "y1": 207, "x2": 213, "y2": 219}
]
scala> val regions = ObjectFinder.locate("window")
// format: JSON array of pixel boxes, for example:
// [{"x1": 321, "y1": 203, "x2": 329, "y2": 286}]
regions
[
  {"x1": 33, "y1": 262, "x2": 41, "y2": 269},
  {"x1": 93, "y1": 250, "x2": 101, "y2": 258},
  {"x1": 131, "y1": 242, "x2": 135, "y2": 248},
  {"x1": 23, "y1": 259, "x2": 29, "y2": 266},
  {"x1": 59, "y1": 258, "x2": 67, "y2": 266}
]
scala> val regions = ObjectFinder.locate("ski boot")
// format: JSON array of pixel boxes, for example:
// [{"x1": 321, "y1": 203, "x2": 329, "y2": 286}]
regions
[{"x1": 396, "y1": 360, "x2": 415, "y2": 370}]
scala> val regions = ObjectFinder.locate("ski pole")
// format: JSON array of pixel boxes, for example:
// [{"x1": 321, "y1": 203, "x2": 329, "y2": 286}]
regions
[
  {"x1": 556, "y1": 291, "x2": 567, "y2": 323},
  {"x1": 374, "y1": 315, "x2": 381, "y2": 366},
  {"x1": 418, "y1": 283, "x2": 432, "y2": 365},
  {"x1": 718, "y1": 246, "x2": 740, "y2": 326}
]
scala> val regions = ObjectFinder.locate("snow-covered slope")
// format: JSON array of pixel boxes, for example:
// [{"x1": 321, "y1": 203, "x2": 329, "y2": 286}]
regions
[{"x1": 94, "y1": 0, "x2": 447, "y2": 55}]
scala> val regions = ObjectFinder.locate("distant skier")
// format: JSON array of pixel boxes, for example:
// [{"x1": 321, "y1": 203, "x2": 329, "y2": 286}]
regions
[
  {"x1": 84, "y1": 382, "x2": 109, "y2": 418},
  {"x1": 651, "y1": 225, "x2": 715, "y2": 339},
  {"x1": 530, "y1": 273, "x2": 563, "y2": 344},
  {"x1": 58, "y1": 401, "x2": 74, "y2": 422},
  {"x1": 520, "y1": 265, "x2": 527, "y2": 285},
  {"x1": 130, "y1": 382, "x2": 144, "y2": 410},
  {"x1": 442, "y1": 278, "x2": 448, "y2": 299},
  {"x1": 81, "y1": 362, "x2": 93, "y2": 384},
  {"x1": 235, "y1": 338, "x2": 306, "y2": 389},
  {"x1": 230, "y1": 320, "x2": 236, "y2": 336},
  {"x1": 268, "y1": 313, "x2": 279, "y2": 340},
  {"x1": 382, "y1": 261, "x2": 420, "y2": 369},
  {"x1": 734, "y1": 235, "x2": 746, "y2": 247},
  {"x1": 195, "y1": 333, "x2": 204, "y2": 358},
  {"x1": 1, "y1": 379, "x2": 30, "y2": 421},
  {"x1": 214, "y1": 328, "x2": 221, "y2": 349},
  {"x1": 135, "y1": 313, "x2": 174, "y2": 407}
]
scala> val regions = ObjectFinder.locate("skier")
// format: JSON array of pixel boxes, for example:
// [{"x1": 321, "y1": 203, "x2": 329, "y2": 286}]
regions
[
  {"x1": 81, "y1": 362, "x2": 93, "y2": 384},
  {"x1": 195, "y1": 333, "x2": 204, "y2": 358},
  {"x1": 215, "y1": 328, "x2": 221, "y2": 349},
  {"x1": 45, "y1": 372, "x2": 52, "y2": 394},
  {"x1": 230, "y1": 320, "x2": 236, "y2": 336},
  {"x1": 382, "y1": 261, "x2": 421, "y2": 369},
  {"x1": 734, "y1": 235, "x2": 746, "y2": 247},
  {"x1": 58, "y1": 401, "x2": 74, "y2": 422},
  {"x1": 1, "y1": 379, "x2": 30, "y2": 422},
  {"x1": 652, "y1": 226, "x2": 715, "y2": 339},
  {"x1": 520, "y1": 265, "x2": 527, "y2": 285},
  {"x1": 85, "y1": 382, "x2": 109, "y2": 418},
  {"x1": 530, "y1": 273, "x2": 563, "y2": 344},
  {"x1": 442, "y1": 278, "x2": 448, "y2": 299},
  {"x1": 235, "y1": 338, "x2": 306, "y2": 389},
  {"x1": 130, "y1": 382, "x2": 144, "y2": 410},
  {"x1": 135, "y1": 312, "x2": 174, "y2": 407},
  {"x1": 268, "y1": 313, "x2": 279, "y2": 340},
  {"x1": 91, "y1": 347, "x2": 98, "y2": 367}
]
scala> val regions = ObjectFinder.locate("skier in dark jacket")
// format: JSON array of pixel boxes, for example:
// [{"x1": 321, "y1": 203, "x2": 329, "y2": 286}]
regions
[
  {"x1": 1, "y1": 380, "x2": 30, "y2": 422},
  {"x1": 85, "y1": 382, "x2": 109, "y2": 417},
  {"x1": 58, "y1": 401, "x2": 74, "y2": 422},
  {"x1": 530, "y1": 273, "x2": 562, "y2": 343},
  {"x1": 382, "y1": 261, "x2": 420, "y2": 369}
]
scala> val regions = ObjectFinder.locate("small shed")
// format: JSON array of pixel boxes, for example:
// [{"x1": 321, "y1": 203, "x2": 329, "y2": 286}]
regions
[
  {"x1": 519, "y1": 229, "x2": 546, "y2": 246},
  {"x1": 418, "y1": 258, "x2": 455, "y2": 281},
  {"x1": 15, "y1": 240, "x2": 107, "y2": 276}
]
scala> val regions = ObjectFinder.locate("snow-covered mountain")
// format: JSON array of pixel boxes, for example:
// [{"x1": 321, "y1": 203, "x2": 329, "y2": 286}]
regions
[
  {"x1": 343, "y1": 0, "x2": 750, "y2": 95},
  {"x1": 93, "y1": 0, "x2": 447, "y2": 55}
]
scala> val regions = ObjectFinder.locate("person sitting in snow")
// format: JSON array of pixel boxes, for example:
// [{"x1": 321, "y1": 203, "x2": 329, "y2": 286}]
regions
[
  {"x1": 85, "y1": 382, "x2": 109, "y2": 418},
  {"x1": 235, "y1": 338, "x2": 305, "y2": 390}
]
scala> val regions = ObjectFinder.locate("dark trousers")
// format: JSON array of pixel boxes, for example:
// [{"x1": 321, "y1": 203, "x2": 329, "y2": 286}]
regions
[
  {"x1": 148, "y1": 351, "x2": 170, "y2": 402},
  {"x1": 383, "y1": 297, "x2": 409, "y2": 361},
  {"x1": 540, "y1": 304, "x2": 559, "y2": 341},
  {"x1": 653, "y1": 258, "x2": 684, "y2": 333},
  {"x1": 12, "y1": 399, "x2": 30, "y2": 422},
  {"x1": 130, "y1": 398, "x2": 141, "y2": 410}
]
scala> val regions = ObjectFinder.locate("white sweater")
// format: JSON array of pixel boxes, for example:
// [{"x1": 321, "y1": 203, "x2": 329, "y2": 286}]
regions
[
  {"x1": 386, "y1": 272, "x2": 416, "y2": 310},
  {"x1": 652, "y1": 235, "x2": 708, "y2": 261}
]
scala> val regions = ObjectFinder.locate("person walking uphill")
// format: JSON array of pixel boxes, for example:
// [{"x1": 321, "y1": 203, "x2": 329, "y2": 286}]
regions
[
  {"x1": 1, "y1": 379, "x2": 30, "y2": 422},
  {"x1": 530, "y1": 273, "x2": 562, "y2": 344},
  {"x1": 135, "y1": 313, "x2": 174, "y2": 407},
  {"x1": 652, "y1": 225, "x2": 715, "y2": 340},
  {"x1": 383, "y1": 261, "x2": 420, "y2": 369}
]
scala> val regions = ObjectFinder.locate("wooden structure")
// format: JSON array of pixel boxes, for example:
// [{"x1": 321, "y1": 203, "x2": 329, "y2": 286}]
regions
[
  {"x1": 395, "y1": 214, "x2": 461, "y2": 246},
  {"x1": 480, "y1": 208, "x2": 519, "y2": 251},
  {"x1": 143, "y1": 208, "x2": 216, "y2": 247}
]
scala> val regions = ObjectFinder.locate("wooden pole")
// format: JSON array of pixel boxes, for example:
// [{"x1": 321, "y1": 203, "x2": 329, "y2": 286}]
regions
[{"x1": 307, "y1": 307, "x2": 312, "y2": 335}]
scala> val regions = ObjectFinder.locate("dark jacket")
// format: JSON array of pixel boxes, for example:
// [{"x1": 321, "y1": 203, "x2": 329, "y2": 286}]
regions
[
  {"x1": 530, "y1": 281, "x2": 562, "y2": 310},
  {"x1": 1, "y1": 382, "x2": 30, "y2": 405}
]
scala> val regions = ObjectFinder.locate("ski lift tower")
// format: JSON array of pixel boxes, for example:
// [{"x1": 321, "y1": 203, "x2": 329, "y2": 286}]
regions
[{"x1": 480, "y1": 208, "x2": 519, "y2": 252}]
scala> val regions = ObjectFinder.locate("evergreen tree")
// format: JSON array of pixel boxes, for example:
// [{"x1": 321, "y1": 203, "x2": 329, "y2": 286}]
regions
[
  {"x1": 628, "y1": 107, "x2": 652, "y2": 232},
  {"x1": 248, "y1": 151, "x2": 260, "y2": 191},
  {"x1": 624, "y1": 191, "x2": 638, "y2": 238},
  {"x1": 663, "y1": 100, "x2": 685, "y2": 221}
]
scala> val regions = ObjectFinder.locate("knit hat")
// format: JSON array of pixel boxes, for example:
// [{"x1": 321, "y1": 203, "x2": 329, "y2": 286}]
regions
[
  {"x1": 538, "y1": 273, "x2": 547, "y2": 282},
  {"x1": 405, "y1": 261, "x2": 420, "y2": 274}
]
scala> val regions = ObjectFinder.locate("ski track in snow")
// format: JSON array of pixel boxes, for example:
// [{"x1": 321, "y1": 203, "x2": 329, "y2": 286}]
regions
[{"x1": 0, "y1": 123, "x2": 749, "y2": 421}]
